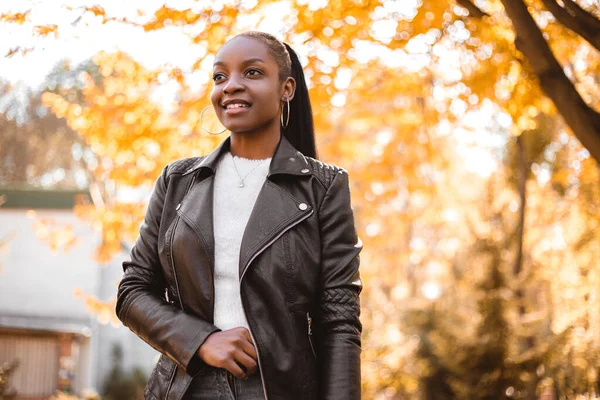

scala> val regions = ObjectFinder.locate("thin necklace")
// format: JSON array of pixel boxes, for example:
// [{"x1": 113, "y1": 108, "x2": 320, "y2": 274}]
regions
[{"x1": 231, "y1": 153, "x2": 269, "y2": 188}]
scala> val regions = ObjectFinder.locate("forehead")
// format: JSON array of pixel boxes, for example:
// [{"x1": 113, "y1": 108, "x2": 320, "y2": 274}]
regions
[{"x1": 213, "y1": 36, "x2": 276, "y2": 68}]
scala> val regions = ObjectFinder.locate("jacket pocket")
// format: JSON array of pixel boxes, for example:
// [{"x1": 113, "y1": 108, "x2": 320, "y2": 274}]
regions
[
  {"x1": 289, "y1": 306, "x2": 319, "y2": 398},
  {"x1": 144, "y1": 388, "x2": 159, "y2": 400},
  {"x1": 144, "y1": 364, "x2": 160, "y2": 399},
  {"x1": 306, "y1": 311, "x2": 317, "y2": 361},
  {"x1": 145, "y1": 353, "x2": 177, "y2": 400},
  {"x1": 302, "y1": 378, "x2": 318, "y2": 400}
]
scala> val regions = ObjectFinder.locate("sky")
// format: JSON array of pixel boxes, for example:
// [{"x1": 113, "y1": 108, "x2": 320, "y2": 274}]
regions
[
  {"x1": 0, "y1": 0, "x2": 427, "y2": 89},
  {"x1": 0, "y1": 0, "x2": 222, "y2": 89},
  {"x1": 0, "y1": 0, "x2": 505, "y2": 180}
]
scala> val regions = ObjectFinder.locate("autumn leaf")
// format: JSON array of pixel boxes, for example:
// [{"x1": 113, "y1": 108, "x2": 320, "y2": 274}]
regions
[
  {"x1": 33, "y1": 24, "x2": 58, "y2": 38},
  {"x1": 5, "y1": 46, "x2": 34, "y2": 57},
  {"x1": 84, "y1": 5, "x2": 106, "y2": 18},
  {"x1": 0, "y1": 10, "x2": 31, "y2": 24}
]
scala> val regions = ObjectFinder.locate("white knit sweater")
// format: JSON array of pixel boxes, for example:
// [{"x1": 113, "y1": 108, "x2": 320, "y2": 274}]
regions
[{"x1": 212, "y1": 150, "x2": 272, "y2": 331}]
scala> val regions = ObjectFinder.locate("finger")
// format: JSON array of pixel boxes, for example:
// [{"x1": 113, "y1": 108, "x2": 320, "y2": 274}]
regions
[
  {"x1": 235, "y1": 349, "x2": 258, "y2": 375},
  {"x1": 242, "y1": 328, "x2": 253, "y2": 345},
  {"x1": 240, "y1": 338, "x2": 258, "y2": 361},
  {"x1": 225, "y1": 359, "x2": 248, "y2": 380}
]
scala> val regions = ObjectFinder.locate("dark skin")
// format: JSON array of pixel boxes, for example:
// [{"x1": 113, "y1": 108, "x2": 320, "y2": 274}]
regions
[
  {"x1": 209, "y1": 35, "x2": 296, "y2": 160},
  {"x1": 197, "y1": 36, "x2": 296, "y2": 380}
]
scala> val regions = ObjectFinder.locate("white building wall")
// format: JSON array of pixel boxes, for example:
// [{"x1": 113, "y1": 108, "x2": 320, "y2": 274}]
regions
[{"x1": 0, "y1": 208, "x2": 158, "y2": 394}]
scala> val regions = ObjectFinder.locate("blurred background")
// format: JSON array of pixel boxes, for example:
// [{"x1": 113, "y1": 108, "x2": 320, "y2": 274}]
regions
[{"x1": 0, "y1": 0, "x2": 599, "y2": 399}]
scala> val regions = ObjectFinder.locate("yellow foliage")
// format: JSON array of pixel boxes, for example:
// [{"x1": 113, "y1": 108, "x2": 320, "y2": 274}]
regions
[
  {"x1": 31, "y1": 218, "x2": 78, "y2": 254},
  {"x1": 74, "y1": 288, "x2": 120, "y2": 327},
  {"x1": 33, "y1": 24, "x2": 58, "y2": 37},
  {"x1": 50, "y1": 389, "x2": 100, "y2": 400},
  {"x1": 4, "y1": 0, "x2": 600, "y2": 396},
  {"x1": 0, "y1": 11, "x2": 30, "y2": 24}
]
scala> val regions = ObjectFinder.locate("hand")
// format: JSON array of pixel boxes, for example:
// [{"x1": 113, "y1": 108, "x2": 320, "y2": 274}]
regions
[{"x1": 197, "y1": 327, "x2": 258, "y2": 379}]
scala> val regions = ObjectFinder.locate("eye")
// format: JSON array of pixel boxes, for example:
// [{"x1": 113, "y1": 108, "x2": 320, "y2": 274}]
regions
[
  {"x1": 246, "y1": 68, "x2": 261, "y2": 76},
  {"x1": 212, "y1": 73, "x2": 225, "y2": 82}
]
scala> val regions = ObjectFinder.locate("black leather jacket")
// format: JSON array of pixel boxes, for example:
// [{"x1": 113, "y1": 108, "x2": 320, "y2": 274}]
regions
[{"x1": 115, "y1": 133, "x2": 363, "y2": 400}]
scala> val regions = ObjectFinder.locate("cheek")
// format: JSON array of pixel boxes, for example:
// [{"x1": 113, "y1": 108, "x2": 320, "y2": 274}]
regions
[
  {"x1": 210, "y1": 87, "x2": 220, "y2": 107},
  {"x1": 256, "y1": 88, "x2": 281, "y2": 115},
  {"x1": 210, "y1": 88, "x2": 226, "y2": 121}
]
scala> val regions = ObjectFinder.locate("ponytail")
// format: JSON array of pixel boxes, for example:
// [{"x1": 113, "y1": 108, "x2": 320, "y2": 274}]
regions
[
  {"x1": 234, "y1": 31, "x2": 318, "y2": 159},
  {"x1": 282, "y1": 43, "x2": 318, "y2": 160}
]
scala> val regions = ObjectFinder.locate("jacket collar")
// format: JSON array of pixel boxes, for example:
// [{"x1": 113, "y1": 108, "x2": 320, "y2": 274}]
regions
[
  {"x1": 182, "y1": 133, "x2": 313, "y2": 179},
  {"x1": 175, "y1": 132, "x2": 316, "y2": 286}
]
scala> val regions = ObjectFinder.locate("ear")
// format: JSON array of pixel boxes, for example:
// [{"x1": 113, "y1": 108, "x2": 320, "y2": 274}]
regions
[{"x1": 281, "y1": 77, "x2": 296, "y2": 102}]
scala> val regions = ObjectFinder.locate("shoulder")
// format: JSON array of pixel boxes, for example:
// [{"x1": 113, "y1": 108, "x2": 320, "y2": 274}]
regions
[
  {"x1": 301, "y1": 155, "x2": 349, "y2": 190},
  {"x1": 164, "y1": 156, "x2": 207, "y2": 178}
]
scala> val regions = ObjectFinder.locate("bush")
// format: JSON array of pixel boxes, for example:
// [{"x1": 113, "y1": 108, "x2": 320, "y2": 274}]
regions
[
  {"x1": 101, "y1": 343, "x2": 147, "y2": 400},
  {"x1": 0, "y1": 359, "x2": 19, "y2": 400}
]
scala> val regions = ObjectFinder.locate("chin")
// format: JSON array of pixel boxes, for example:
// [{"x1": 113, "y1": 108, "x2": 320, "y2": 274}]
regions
[
  {"x1": 224, "y1": 120, "x2": 265, "y2": 134},
  {"x1": 223, "y1": 123, "x2": 255, "y2": 134}
]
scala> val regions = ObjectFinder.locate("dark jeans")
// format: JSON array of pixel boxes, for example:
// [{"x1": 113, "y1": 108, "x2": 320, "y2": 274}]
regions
[{"x1": 183, "y1": 364, "x2": 265, "y2": 400}]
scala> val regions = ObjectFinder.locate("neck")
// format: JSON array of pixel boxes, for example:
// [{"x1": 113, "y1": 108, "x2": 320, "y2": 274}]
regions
[{"x1": 229, "y1": 124, "x2": 280, "y2": 160}]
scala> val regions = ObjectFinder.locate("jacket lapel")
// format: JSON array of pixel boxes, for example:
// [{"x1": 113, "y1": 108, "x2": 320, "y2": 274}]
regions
[
  {"x1": 238, "y1": 178, "x2": 313, "y2": 280},
  {"x1": 176, "y1": 176, "x2": 216, "y2": 273},
  {"x1": 177, "y1": 134, "x2": 315, "y2": 281}
]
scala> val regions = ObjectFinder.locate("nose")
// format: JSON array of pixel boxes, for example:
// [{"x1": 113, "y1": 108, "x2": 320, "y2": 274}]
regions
[{"x1": 223, "y1": 73, "x2": 244, "y2": 94}]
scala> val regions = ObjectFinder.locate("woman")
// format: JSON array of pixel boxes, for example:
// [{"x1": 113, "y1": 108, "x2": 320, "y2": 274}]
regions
[{"x1": 115, "y1": 31, "x2": 363, "y2": 400}]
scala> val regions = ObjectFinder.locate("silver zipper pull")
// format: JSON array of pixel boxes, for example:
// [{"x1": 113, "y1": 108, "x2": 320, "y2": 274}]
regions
[{"x1": 306, "y1": 311, "x2": 312, "y2": 336}]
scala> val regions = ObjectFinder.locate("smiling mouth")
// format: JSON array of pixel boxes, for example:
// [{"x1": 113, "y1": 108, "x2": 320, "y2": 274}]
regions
[
  {"x1": 223, "y1": 103, "x2": 252, "y2": 114},
  {"x1": 224, "y1": 103, "x2": 251, "y2": 110}
]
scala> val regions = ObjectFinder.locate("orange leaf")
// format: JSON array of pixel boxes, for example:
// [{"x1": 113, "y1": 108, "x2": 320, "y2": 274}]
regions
[{"x1": 0, "y1": 11, "x2": 31, "y2": 24}]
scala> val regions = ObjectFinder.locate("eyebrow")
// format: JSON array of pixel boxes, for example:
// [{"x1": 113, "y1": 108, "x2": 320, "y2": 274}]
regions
[{"x1": 213, "y1": 58, "x2": 266, "y2": 68}]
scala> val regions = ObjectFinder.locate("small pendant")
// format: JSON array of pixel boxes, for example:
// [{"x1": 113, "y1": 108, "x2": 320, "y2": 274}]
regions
[{"x1": 239, "y1": 181, "x2": 244, "y2": 188}]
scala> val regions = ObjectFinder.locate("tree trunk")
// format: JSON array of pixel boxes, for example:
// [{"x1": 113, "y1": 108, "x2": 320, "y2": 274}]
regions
[
  {"x1": 458, "y1": 0, "x2": 600, "y2": 163},
  {"x1": 500, "y1": 0, "x2": 600, "y2": 164}
]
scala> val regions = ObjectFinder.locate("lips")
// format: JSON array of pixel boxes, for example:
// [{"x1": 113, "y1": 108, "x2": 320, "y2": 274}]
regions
[
  {"x1": 222, "y1": 99, "x2": 251, "y2": 109},
  {"x1": 221, "y1": 99, "x2": 252, "y2": 115},
  {"x1": 225, "y1": 103, "x2": 250, "y2": 110}
]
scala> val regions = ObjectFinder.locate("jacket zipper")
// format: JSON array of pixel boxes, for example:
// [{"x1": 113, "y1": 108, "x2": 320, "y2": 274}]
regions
[
  {"x1": 306, "y1": 311, "x2": 316, "y2": 360},
  {"x1": 165, "y1": 174, "x2": 196, "y2": 400},
  {"x1": 240, "y1": 207, "x2": 315, "y2": 400}
]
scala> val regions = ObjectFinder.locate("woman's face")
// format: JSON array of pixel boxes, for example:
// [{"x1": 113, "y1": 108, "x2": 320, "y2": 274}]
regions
[{"x1": 210, "y1": 36, "x2": 289, "y2": 134}]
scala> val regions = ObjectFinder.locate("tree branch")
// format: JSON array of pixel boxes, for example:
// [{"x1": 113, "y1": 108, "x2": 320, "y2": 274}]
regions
[
  {"x1": 562, "y1": 0, "x2": 600, "y2": 34},
  {"x1": 540, "y1": 0, "x2": 600, "y2": 52},
  {"x1": 497, "y1": 0, "x2": 600, "y2": 163},
  {"x1": 455, "y1": 0, "x2": 490, "y2": 18}
]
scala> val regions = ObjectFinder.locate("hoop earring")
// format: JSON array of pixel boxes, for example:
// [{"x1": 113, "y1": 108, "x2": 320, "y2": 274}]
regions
[
  {"x1": 280, "y1": 98, "x2": 290, "y2": 128},
  {"x1": 200, "y1": 105, "x2": 227, "y2": 135}
]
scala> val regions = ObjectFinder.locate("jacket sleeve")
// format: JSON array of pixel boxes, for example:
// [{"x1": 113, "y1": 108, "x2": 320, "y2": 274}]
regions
[
  {"x1": 115, "y1": 164, "x2": 221, "y2": 377},
  {"x1": 316, "y1": 169, "x2": 363, "y2": 400}
]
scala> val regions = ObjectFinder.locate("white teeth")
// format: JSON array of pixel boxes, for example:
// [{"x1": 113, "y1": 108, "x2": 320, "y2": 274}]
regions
[{"x1": 225, "y1": 103, "x2": 249, "y2": 109}]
